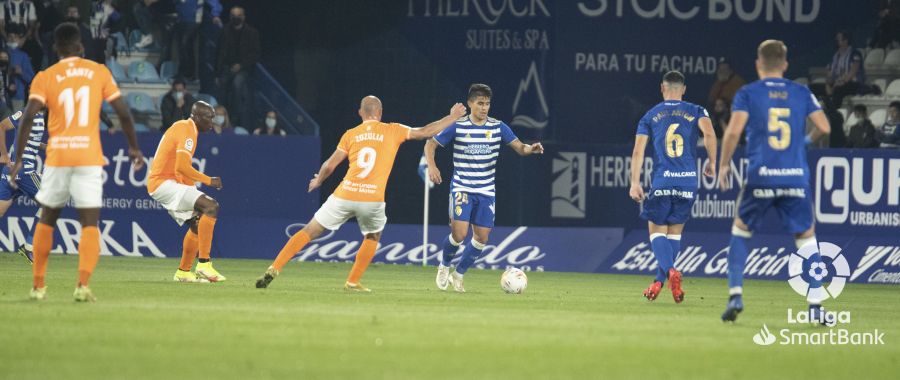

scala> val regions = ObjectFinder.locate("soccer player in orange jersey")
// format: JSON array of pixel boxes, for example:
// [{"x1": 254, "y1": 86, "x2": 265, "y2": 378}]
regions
[
  {"x1": 8, "y1": 23, "x2": 144, "y2": 302},
  {"x1": 255, "y1": 96, "x2": 467, "y2": 291},
  {"x1": 147, "y1": 102, "x2": 225, "y2": 283}
]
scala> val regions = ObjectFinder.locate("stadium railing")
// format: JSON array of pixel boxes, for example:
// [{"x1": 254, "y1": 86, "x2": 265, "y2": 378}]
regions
[{"x1": 252, "y1": 64, "x2": 320, "y2": 136}]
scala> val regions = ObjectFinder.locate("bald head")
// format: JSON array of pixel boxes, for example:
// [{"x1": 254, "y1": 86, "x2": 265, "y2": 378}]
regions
[
  {"x1": 191, "y1": 101, "x2": 216, "y2": 132},
  {"x1": 359, "y1": 96, "x2": 383, "y2": 120}
]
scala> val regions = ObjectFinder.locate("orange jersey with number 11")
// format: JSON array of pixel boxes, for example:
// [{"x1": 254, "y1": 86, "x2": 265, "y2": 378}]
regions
[
  {"x1": 28, "y1": 57, "x2": 121, "y2": 167},
  {"x1": 332, "y1": 120, "x2": 410, "y2": 202}
]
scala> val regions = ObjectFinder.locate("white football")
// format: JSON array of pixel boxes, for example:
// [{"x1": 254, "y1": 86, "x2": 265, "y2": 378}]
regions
[{"x1": 501, "y1": 268, "x2": 528, "y2": 294}]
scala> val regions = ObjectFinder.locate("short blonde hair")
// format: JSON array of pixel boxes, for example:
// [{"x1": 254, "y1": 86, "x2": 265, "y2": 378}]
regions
[{"x1": 757, "y1": 40, "x2": 787, "y2": 72}]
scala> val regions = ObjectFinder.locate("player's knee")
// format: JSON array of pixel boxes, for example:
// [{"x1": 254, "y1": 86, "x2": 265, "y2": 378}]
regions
[
  {"x1": 451, "y1": 231, "x2": 467, "y2": 243},
  {"x1": 203, "y1": 199, "x2": 220, "y2": 217},
  {"x1": 364, "y1": 232, "x2": 381, "y2": 241}
]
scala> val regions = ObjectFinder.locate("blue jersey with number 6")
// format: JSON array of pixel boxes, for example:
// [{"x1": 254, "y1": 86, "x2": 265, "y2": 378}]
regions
[
  {"x1": 636, "y1": 100, "x2": 707, "y2": 189},
  {"x1": 731, "y1": 78, "x2": 821, "y2": 187}
]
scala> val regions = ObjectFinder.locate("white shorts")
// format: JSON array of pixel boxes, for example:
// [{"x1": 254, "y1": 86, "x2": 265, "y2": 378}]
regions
[
  {"x1": 150, "y1": 180, "x2": 204, "y2": 226},
  {"x1": 36, "y1": 166, "x2": 103, "y2": 209},
  {"x1": 314, "y1": 195, "x2": 387, "y2": 235}
]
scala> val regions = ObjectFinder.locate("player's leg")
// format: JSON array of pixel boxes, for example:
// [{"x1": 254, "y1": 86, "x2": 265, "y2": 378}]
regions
[
  {"x1": 173, "y1": 215, "x2": 202, "y2": 282},
  {"x1": 722, "y1": 185, "x2": 767, "y2": 321},
  {"x1": 643, "y1": 222, "x2": 670, "y2": 301},
  {"x1": 16, "y1": 172, "x2": 43, "y2": 263},
  {"x1": 344, "y1": 201, "x2": 386, "y2": 292},
  {"x1": 449, "y1": 195, "x2": 494, "y2": 293},
  {"x1": 68, "y1": 166, "x2": 106, "y2": 302},
  {"x1": 777, "y1": 191, "x2": 827, "y2": 322},
  {"x1": 193, "y1": 195, "x2": 226, "y2": 282},
  {"x1": 436, "y1": 192, "x2": 472, "y2": 290},
  {"x1": 29, "y1": 166, "x2": 73, "y2": 300}
]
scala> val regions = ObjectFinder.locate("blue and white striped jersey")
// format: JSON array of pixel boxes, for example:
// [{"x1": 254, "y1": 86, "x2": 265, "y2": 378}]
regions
[
  {"x1": 7, "y1": 111, "x2": 46, "y2": 175},
  {"x1": 433, "y1": 116, "x2": 518, "y2": 197}
]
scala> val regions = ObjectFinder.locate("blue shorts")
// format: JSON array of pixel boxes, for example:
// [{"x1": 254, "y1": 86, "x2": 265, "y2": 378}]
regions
[
  {"x1": 736, "y1": 184, "x2": 813, "y2": 234},
  {"x1": 639, "y1": 187, "x2": 696, "y2": 225},
  {"x1": 448, "y1": 191, "x2": 495, "y2": 228},
  {"x1": 0, "y1": 166, "x2": 40, "y2": 201}
]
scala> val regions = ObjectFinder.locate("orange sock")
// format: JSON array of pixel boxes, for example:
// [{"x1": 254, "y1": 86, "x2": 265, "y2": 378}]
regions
[
  {"x1": 180, "y1": 231, "x2": 199, "y2": 271},
  {"x1": 77, "y1": 226, "x2": 100, "y2": 286},
  {"x1": 198, "y1": 215, "x2": 216, "y2": 260},
  {"x1": 272, "y1": 230, "x2": 310, "y2": 271},
  {"x1": 347, "y1": 239, "x2": 378, "y2": 284},
  {"x1": 32, "y1": 223, "x2": 54, "y2": 289}
]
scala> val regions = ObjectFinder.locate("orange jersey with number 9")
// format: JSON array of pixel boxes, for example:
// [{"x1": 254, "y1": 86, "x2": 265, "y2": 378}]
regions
[
  {"x1": 28, "y1": 57, "x2": 122, "y2": 167},
  {"x1": 332, "y1": 120, "x2": 410, "y2": 202}
]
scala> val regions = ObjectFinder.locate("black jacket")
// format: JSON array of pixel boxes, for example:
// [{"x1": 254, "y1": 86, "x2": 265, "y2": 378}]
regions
[
  {"x1": 217, "y1": 23, "x2": 260, "y2": 74},
  {"x1": 847, "y1": 120, "x2": 879, "y2": 148},
  {"x1": 160, "y1": 92, "x2": 195, "y2": 131}
]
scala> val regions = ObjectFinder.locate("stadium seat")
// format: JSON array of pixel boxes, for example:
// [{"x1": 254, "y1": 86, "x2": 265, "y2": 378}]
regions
[
  {"x1": 129, "y1": 29, "x2": 157, "y2": 51},
  {"x1": 159, "y1": 61, "x2": 178, "y2": 82},
  {"x1": 871, "y1": 108, "x2": 887, "y2": 127},
  {"x1": 234, "y1": 126, "x2": 250, "y2": 135},
  {"x1": 127, "y1": 92, "x2": 157, "y2": 114},
  {"x1": 128, "y1": 60, "x2": 165, "y2": 83},
  {"x1": 134, "y1": 123, "x2": 151, "y2": 132},
  {"x1": 195, "y1": 93, "x2": 218, "y2": 107},
  {"x1": 112, "y1": 32, "x2": 129, "y2": 55},
  {"x1": 864, "y1": 48, "x2": 885, "y2": 69},
  {"x1": 100, "y1": 120, "x2": 109, "y2": 131},
  {"x1": 102, "y1": 101, "x2": 114, "y2": 113},
  {"x1": 884, "y1": 49, "x2": 900, "y2": 67},
  {"x1": 885, "y1": 79, "x2": 900, "y2": 96},
  {"x1": 869, "y1": 78, "x2": 887, "y2": 94},
  {"x1": 845, "y1": 111, "x2": 858, "y2": 127},
  {"x1": 837, "y1": 108, "x2": 848, "y2": 121},
  {"x1": 107, "y1": 59, "x2": 130, "y2": 83},
  {"x1": 811, "y1": 77, "x2": 827, "y2": 84},
  {"x1": 794, "y1": 77, "x2": 809, "y2": 85}
]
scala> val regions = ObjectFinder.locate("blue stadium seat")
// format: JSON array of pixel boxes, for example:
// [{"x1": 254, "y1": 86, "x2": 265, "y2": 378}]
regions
[
  {"x1": 127, "y1": 92, "x2": 156, "y2": 114},
  {"x1": 102, "y1": 101, "x2": 114, "y2": 113},
  {"x1": 159, "y1": 61, "x2": 178, "y2": 82},
  {"x1": 233, "y1": 126, "x2": 249, "y2": 135},
  {"x1": 134, "y1": 123, "x2": 150, "y2": 133},
  {"x1": 195, "y1": 93, "x2": 218, "y2": 107},
  {"x1": 112, "y1": 32, "x2": 129, "y2": 55},
  {"x1": 129, "y1": 29, "x2": 157, "y2": 51},
  {"x1": 107, "y1": 59, "x2": 130, "y2": 83},
  {"x1": 100, "y1": 120, "x2": 109, "y2": 131},
  {"x1": 128, "y1": 60, "x2": 164, "y2": 83}
]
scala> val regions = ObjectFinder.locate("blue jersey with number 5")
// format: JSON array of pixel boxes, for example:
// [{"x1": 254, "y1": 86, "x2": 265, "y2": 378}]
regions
[
  {"x1": 731, "y1": 78, "x2": 821, "y2": 187},
  {"x1": 636, "y1": 100, "x2": 707, "y2": 189}
]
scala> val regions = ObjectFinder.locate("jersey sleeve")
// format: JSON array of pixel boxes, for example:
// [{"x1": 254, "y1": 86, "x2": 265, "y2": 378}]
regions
[
  {"x1": 731, "y1": 87, "x2": 750, "y2": 113},
  {"x1": 27, "y1": 71, "x2": 48, "y2": 105},
  {"x1": 391, "y1": 123, "x2": 411, "y2": 144},
  {"x1": 174, "y1": 127, "x2": 196, "y2": 157},
  {"x1": 500, "y1": 122, "x2": 518, "y2": 144},
  {"x1": 100, "y1": 66, "x2": 122, "y2": 102},
  {"x1": 697, "y1": 105, "x2": 710, "y2": 120},
  {"x1": 337, "y1": 131, "x2": 352, "y2": 153},
  {"x1": 8, "y1": 110, "x2": 22, "y2": 128},
  {"x1": 636, "y1": 114, "x2": 651, "y2": 136},
  {"x1": 805, "y1": 89, "x2": 823, "y2": 116},
  {"x1": 433, "y1": 123, "x2": 456, "y2": 147}
]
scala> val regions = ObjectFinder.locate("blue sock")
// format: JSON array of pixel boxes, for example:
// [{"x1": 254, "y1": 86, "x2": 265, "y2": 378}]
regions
[
  {"x1": 655, "y1": 234, "x2": 682, "y2": 283},
  {"x1": 455, "y1": 240, "x2": 485, "y2": 274},
  {"x1": 25, "y1": 233, "x2": 34, "y2": 250},
  {"x1": 727, "y1": 231, "x2": 751, "y2": 293},
  {"x1": 650, "y1": 233, "x2": 674, "y2": 274},
  {"x1": 440, "y1": 235, "x2": 461, "y2": 267}
]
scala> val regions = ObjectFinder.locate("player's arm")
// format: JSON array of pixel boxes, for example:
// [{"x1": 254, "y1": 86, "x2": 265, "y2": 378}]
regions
[
  {"x1": 423, "y1": 138, "x2": 442, "y2": 184},
  {"x1": 806, "y1": 110, "x2": 831, "y2": 144},
  {"x1": 408, "y1": 103, "x2": 467, "y2": 140},
  {"x1": 508, "y1": 139, "x2": 544, "y2": 156},
  {"x1": 0, "y1": 117, "x2": 13, "y2": 165},
  {"x1": 718, "y1": 111, "x2": 748, "y2": 191},
  {"x1": 629, "y1": 135, "x2": 648, "y2": 202},
  {"x1": 175, "y1": 151, "x2": 216, "y2": 189},
  {"x1": 698, "y1": 117, "x2": 718, "y2": 178},
  {"x1": 309, "y1": 149, "x2": 349, "y2": 193},
  {"x1": 109, "y1": 95, "x2": 145, "y2": 171}
]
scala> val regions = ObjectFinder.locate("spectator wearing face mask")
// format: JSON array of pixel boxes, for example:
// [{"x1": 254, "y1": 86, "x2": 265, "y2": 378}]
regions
[
  {"x1": 253, "y1": 110, "x2": 286, "y2": 136},
  {"x1": 0, "y1": 0, "x2": 37, "y2": 41},
  {"x1": 0, "y1": 50, "x2": 11, "y2": 118},
  {"x1": 876, "y1": 101, "x2": 900, "y2": 148},
  {"x1": 846, "y1": 105, "x2": 879, "y2": 148},
  {"x1": 4, "y1": 30, "x2": 32, "y2": 111},
  {"x1": 44, "y1": 6, "x2": 93, "y2": 65},
  {"x1": 212, "y1": 104, "x2": 234, "y2": 134},
  {"x1": 217, "y1": 6, "x2": 258, "y2": 128},
  {"x1": 160, "y1": 78, "x2": 195, "y2": 132}
]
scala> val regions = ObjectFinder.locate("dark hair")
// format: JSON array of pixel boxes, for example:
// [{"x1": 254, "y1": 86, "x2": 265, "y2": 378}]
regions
[
  {"x1": 172, "y1": 78, "x2": 186, "y2": 87},
  {"x1": 757, "y1": 39, "x2": 787, "y2": 71},
  {"x1": 836, "y1": 29, "x2": 852, "y2": 42},
  {"x1": 662, "y1": 70, "x2": 685, "y2": 85},
  {"x1": 889, "y1": 101, "x2": 900, "y2": 111},
  {"x1": 853, "y1": 104, "x2": 867, "y2": 114},
  {"x1": 467, "y1": 83, "x2": 492, "y2": 101},
  {"x1": 54, "y1": 23, "x2": 83, "y2": 57}
]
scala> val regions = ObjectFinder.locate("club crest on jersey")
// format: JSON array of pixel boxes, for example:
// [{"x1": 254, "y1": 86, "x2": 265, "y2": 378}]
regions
[
  {"x1": 486, "y1": 130, "x2": 493, "y2": 139},
  {"x1": 455, "y1": 206, "x2": 463, "y2": 216},
  {"x1": 185, "y1": 138, "x2": 194, "y2": 151}
]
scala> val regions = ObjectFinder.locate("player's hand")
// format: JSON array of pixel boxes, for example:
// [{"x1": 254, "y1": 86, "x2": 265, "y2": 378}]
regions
[
  {"x1": 308, "y1": 174, "x2": 322, "y2": 192},
  {"x1": 704, "y1": 160, "x2": 716, "y2": 178},
  {"x1": 529, "y1": 142, "x2": 544, "y2": 155},
  {"x1": 718, "y1": 165, "x2": 732, "y2": 191},
  {"x1": 7, "y1": 161, "x2": 21, "y2": 190},
  {"x1": 629, "y1": 183, "x2": 644, "y2": 202},
  {"x1": 449, "y1": 103, "x2": 466, "y2": 119},
  {"x1": 128, "y1": 147, "x2": 145, "y2": 171},
  {"x1": 212, "y1": 16, "x2": 222, "y2": 26},
  {"x1": 428, "y1": 166, "x2": 442, "y2": 184},
  {"x1": 0, "y1": 153, "x2": 9, "y2": 167},
  {"x1": 209, "y1": 177, "x2": 223, "y2": 190}
]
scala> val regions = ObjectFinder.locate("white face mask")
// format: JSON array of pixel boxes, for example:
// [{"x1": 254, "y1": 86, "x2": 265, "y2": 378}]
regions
[
  {"x1": 213, "y1": 115, "x2": 225, "y2": 125},
  {"x1": 265, "y1": 118, "x2": 277, "y2": 128},
  {"x1": 7, "y1": 42, "x2": 18, "y2": 50},
  {"x1": 174, "y1": 91, "x2": 184, "y2": 101}
]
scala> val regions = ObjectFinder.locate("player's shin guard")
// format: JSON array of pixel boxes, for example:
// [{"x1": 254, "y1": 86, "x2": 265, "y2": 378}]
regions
[
  {"x1": 347, "y1": 239, "x2": 378, "y2": 284},
  {"x1": 180, "y1": 231, "x2": 199, "y2": 271},
  {"x1": 440, "y1": 235, "x2": 461, "y2": 267},
  {"x1": 272, "y1": 230, "x2": 311, "y2": 271},
  {"x1": 32, "y1": 223, "x2": 54, "y2": 289},
  {"x1": 198, "y1": 216, "x2": 217, "y2": 260},
  {"x1": 455, "y1": 239, "x2": 485, "y2": 274},
  {"x1": 650, "y1": 233, "x2": 674, "y2": 273},
  {"x1": 77, "y1": 226, "x2": 100, "y2": 286},
  {"x1": 796, "y1": 236, "x2": 823, "y2": 304},
  {"x1": 727, "y1": 226, "x2": 752, "y2": 295}
]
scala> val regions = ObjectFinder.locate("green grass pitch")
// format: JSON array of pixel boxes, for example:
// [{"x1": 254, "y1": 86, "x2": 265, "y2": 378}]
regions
[{"x1": 1, "y1": 253, "x2": 898, "y2": 379}]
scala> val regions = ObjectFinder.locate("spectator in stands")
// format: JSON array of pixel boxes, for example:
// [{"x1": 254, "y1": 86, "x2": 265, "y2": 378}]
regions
[
  {"x1": 820, "y1": 95, "x2": 847, "y2": 148},
  {"x1": 710, "y1": 97, "x2": 729, "y2": 139},
  {"x1": 174, "y1": 0, "x2": 221, "y2": 80},
  {"x1": 45, "y1": 6, "x2": 94, "y2": 65},
  {"x1": 707, "y1": 61, "x2": 745, "y2": 110},
  {"x1": 824, "y1": 30, "x2": 865, "y2": 108},
  {"x1": 217, "y1": 6, "x2": 258, "y2": 128},
  {"x1": 160, "y1": 78, "x2": 195, "y2": 131},
  {"x1": 37, "y1": 0, "x2": 62, "y2": 67},
  {"x1": 0, "y1": 0, "x2": 37, "y2": 41},
  {"x1": 872, "y1": 0, "x2": 900, "y2": 49},
  {"x1": 846, "y1": 105, "x2": 880, "y2": 148},
  {"x1": 132, "y1": 0, "x2": 158, "y2": 49},
  {"x1": 212, "y1": 103, "x2": 235, "y2": 134},
  {"x1": 88, "y1": 0, "x2": 121, "y2": 64},
  {"x1": 0, "y1": 50, "x2": 11, "y2": 118},
  {"x1": 253, "y1": 111, "x2": 286, "y2": 136},
  {"x1": 4, "y1": 30, "x2": 32, "y2": 111},
  {"x1": 876, "y1": 101, "x2": 900, "y2": 148}
]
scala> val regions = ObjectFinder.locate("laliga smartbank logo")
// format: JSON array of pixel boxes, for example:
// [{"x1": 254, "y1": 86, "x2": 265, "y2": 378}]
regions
[{"x1": 752, "y1": 242, "x2": 885, "y2": 346}]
